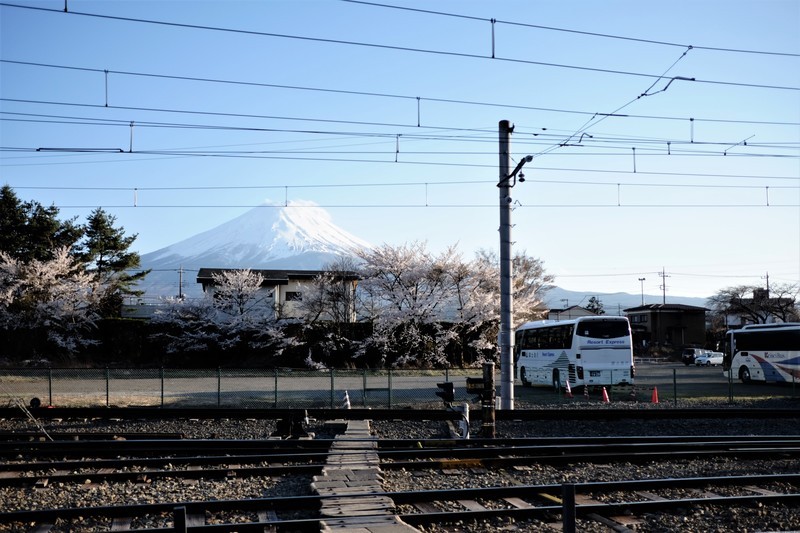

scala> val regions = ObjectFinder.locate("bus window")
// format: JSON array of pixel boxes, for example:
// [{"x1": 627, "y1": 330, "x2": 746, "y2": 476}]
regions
[{"x1": 575, "y1": 319, "x2": 629, "y2": 339}]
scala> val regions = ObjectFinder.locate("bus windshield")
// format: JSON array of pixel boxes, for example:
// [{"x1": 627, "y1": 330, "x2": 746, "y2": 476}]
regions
[{"x1": 575, "y1": 319, "x2": 630, "y2": 339}]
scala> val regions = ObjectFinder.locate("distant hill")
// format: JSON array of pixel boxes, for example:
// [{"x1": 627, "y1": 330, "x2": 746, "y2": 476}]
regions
[{"x1": 544, "y1": 286, "x2": 709, "y2": 315}]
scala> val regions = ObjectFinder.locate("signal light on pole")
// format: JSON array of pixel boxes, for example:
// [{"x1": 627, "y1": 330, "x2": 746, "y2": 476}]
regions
[{"x1": 436, "y1": 382, "x2": 455, "y2": 404}]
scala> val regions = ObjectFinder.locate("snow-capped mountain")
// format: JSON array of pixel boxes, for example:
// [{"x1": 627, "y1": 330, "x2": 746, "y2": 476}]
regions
[{"x1": 136, "y1": 200, "x2": 371, "y2": 299}]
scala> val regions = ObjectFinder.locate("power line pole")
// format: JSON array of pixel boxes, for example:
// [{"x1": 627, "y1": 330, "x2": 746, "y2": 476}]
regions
[
  {"x1": 497, "y1": 120, "x2": 532, "y2": 411},
  {"x1": 498, "y1": 120, "x2": 514, "y2": 411},
  {"x1": 658, "y1": 267, "x2": 669, "y2": 304}
]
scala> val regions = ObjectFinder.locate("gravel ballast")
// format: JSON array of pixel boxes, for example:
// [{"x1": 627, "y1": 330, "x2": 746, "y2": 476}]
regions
[{"x1": 0, "y1": 401, "x2": 798, "y2": 532}]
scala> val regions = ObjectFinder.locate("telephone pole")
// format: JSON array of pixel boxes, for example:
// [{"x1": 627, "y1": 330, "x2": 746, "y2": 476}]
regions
[
  {"x1": 659, "y1": 267, "x2": 669, "y2": 304},
  {"x1": 498, "y1": 120, "x2": 532, "y2": 411}
]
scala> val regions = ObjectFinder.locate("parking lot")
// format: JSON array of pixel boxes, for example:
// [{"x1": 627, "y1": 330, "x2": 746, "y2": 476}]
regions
[{"x1": 515, "y1": 361, "x2": 800, "y2": 405}]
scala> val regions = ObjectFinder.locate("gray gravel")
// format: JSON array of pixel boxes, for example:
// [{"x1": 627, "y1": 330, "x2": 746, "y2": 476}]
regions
[
  {"x1": 372, "y1": 400, "x2": 800, "y2": 532},
  {"x1": 0, "y1": 401, "x2": 798, "y2": 532}
]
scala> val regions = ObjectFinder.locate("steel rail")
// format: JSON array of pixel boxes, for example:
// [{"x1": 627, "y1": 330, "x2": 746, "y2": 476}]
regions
[
  {"x1": 3, "y1": 436, "x2": 798, "y2": 470},
  {"x1": 0, "y1": 438, "x2": 334, "y2": 458},
  {"x1": 0, "y1": 431, "x2": 187, "y2": 441},
  {"x1": 0, "y1": 463, "x2": 324, "y2": 488},
  {"x1": 2, "y1": 474, "x2": 798, "y2": 528},
  {"x1": 0, "y1": 451, "x2": 327, "y2": 474}
]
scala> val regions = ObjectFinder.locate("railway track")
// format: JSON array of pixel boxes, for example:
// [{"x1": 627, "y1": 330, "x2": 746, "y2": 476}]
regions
[
  {"x1": 0, "y1": 409, "x2": 798, "y2": 531},
  {"x1": 1, "y1": 470, "x2": 798, "y2": 531}
]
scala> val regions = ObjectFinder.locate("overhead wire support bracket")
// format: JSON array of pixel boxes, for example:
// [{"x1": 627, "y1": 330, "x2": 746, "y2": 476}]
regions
[{"x1": 497, "y1": 154, "x2": 532, "y2": 188}]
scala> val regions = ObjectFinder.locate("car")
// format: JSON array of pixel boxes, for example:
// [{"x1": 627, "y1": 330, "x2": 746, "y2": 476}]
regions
[
  {"x1": 695, "y1": 352, "x2": 724, "y2": 366},
  {"x1": 682, "y1": 348, "x2": 707, "y2": 366}
]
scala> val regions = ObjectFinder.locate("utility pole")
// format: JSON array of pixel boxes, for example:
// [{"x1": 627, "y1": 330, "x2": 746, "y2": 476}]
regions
[
  {"x1": 497, "y1": 120, "x2": 532, "y2": 411},
  {"x1": 658, "y1": 267, "x2": 669, "y2": 304}
]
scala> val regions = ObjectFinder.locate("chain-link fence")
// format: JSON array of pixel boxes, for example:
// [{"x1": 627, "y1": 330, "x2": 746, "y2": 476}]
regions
[
  {"x1": 0, "y1": 367, "x2": 481, "y2": 409},
  {"x1": 0, "y1": 364, "x2": 797, "y2": 408}
]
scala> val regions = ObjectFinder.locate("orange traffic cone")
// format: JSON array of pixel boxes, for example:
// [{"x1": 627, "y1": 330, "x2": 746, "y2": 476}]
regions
[
  {"x1": 564, "y1": 379, "x2": 573, "y2": 398},
  {"x1": 601, "y1": 387, "x2": 610, "y2": 403},
  {"x1": 651, "y1": 386, "x2": 659, "y2": 404}
]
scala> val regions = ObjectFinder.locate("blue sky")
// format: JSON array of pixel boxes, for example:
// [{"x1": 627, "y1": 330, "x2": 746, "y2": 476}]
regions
[{"x1": 1, "y1": 0, "x2": 798, "y2": 299}]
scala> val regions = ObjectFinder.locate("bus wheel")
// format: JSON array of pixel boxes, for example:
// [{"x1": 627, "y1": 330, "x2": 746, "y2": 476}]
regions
[
  {"x1": 552, "y1": 370, "x2": 561, "y2": 392},
  {"x1": 739, "y1": 366, "x2": 751, "y2": 384},
  {"x1": 520, "y1": 367, "x2": 530, "y2": 387}
]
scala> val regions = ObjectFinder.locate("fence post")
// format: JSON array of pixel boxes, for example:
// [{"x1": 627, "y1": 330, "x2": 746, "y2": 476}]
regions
[
  {"x1": 330, "y1": 368, "x2": 335, "y2": 409},
  {"x1": 728, "y1": 367, "x2": 734, "y2": 404},
  {"x1": 48, "y1": 367, "x2": 52, "y2": 407},
  {"x1": 388, "y1": 368, "x2": 393, "y2": 408},
  {"x1": 217, "y1": 368, "x2": 221, "y2": 407},
  {"x1": 105, "y1": 367, "x2": 110, "y2": 407},
  {"x1": 160, "y1": 367, "x2": 165, "y2": 407},
  {"x1": 273, "y1": 368, "x2": 278, "y2": 408},
  {"x1": 362, "y1": 369, "x2": 367, "y2": 408},
  {"x1": 673, "y1": 368, "x2": 677, "y2": 406}
]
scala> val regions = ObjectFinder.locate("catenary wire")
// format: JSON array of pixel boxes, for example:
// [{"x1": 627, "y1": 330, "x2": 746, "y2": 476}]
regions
[
  {"x1": 3, "y1": 60, "x2": 799, "y2": 128},
  {"x1": 340, "y1": 0, "x2": 800, "y2": 57},
  {"x1": 0, "y1": 3, "x2": 797, "y2": 91}
]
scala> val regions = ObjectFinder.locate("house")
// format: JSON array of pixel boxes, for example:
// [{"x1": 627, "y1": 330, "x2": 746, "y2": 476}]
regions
[
  {"x1": 721, "y1": 288, "x2": 798, "y2": 327},
  {"x1": 624, "y1": 303, "x2": 708, "y2": 353},
  {"x1": 196, "y1": 268, "x2": 359, "y2": 320},
  {"x1": 546, "y1": 306, "x2": 598, "y2": 321}
]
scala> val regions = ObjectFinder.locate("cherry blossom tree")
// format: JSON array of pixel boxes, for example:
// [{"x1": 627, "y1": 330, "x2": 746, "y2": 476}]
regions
[
  {"x1": 0, "y1": 247, "x2": 100, "y2": 357},
  {"x1": 151, "y1": 269, "x2": 287, "y2": 364}
]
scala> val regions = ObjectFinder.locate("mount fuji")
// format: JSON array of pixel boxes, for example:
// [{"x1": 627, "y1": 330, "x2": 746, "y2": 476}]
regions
[{"x1": 135, "y1": 200, "x2": 372, "y2": 299}]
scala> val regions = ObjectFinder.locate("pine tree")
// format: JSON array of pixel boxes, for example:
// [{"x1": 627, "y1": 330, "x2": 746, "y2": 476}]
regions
[
  {"x1": 0, "y1": 185, "x2": 82, "y2": 262},
  {"x1": 586, "y1": 296, "x2": 605, "y2": 315},
  {"x1": 76, "y1": 208, "x2": 149, "y2": 317}
]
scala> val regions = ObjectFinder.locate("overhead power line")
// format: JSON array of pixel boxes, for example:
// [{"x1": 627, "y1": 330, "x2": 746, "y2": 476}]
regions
[
  {"x1": 0, "y1": 4, "x2": 797, "y2": 91},
  {"x1": 3, "y1": 60, "x2": 799, "y2": 127},
  {"x1": 342, "y1": 0, "x2": 800, "y2": 57}
]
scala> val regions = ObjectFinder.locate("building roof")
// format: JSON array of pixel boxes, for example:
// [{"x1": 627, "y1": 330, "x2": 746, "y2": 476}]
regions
[
  {"x1": 624, "y1": 303, "x2": 708, "y2": 313},
  {"x1": 196, "y1": 267, "x2": 359, "y2": 286}
]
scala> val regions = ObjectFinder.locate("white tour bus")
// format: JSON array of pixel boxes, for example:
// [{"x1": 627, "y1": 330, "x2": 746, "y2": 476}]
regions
[
  {"x1": 515, "y1": 316, "x2": 635, "y2": 390},
  {"x1": 723, "y1": 323, "x2": 800, "y2": 383}
]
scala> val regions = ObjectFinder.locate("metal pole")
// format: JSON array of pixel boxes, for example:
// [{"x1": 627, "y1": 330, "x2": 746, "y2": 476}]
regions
[
  {"x1": 217, "y1": 367, "x2": 221, "y2": 407},
  {"x1": 673, "y1": 368, "x2": 677, "y2": 406},
  {"x1": 105, "y1": 367, "x2": 110, "y2": 407},
  {"x1": 562, "y1": 483, "x2": 576, "y2": 533},
  {"x1": 160, "y1": 367, "x2": 164, "y2": 407},
  {"x1": 498, "y1": 119, "x2": 514, "y2": 410},
  {"x1": 388, "y1": 369, "x2": 393, "y2": 408},
  {"x1": 48, "y1": 368, "x2": 52, "y2": 407},
  {"x1": 330, "y1": 368, "x2": 335, "y2": 409}
]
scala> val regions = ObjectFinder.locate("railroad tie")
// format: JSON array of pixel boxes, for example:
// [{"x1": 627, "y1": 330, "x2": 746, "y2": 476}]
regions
[{"x1": 315, "y1": 419, "x2": 420, "y2": 532}]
